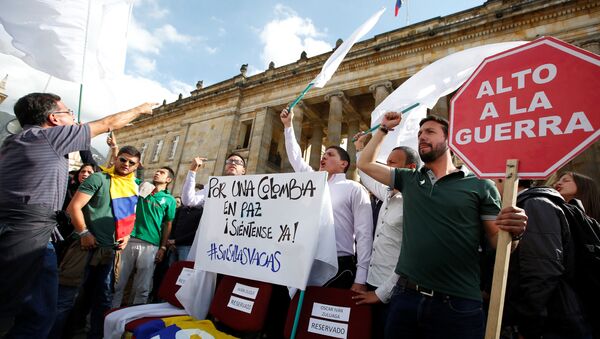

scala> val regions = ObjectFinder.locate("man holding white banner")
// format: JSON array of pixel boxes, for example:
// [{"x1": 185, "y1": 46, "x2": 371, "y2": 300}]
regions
[
  {"x1": 356, "y1": 112, "x2": 527, "y2": 338},
  {"x1": 281, "y1": 108, "x2": 373, "y2": 292}
]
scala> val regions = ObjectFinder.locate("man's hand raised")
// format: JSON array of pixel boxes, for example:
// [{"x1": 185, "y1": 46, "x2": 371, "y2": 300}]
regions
[
  {"x1": 381, "y1": 111, "x2": 402, "y2": 130},
  {"x1": 280, "y1": 108, "x2": 294, "y2": 128}
]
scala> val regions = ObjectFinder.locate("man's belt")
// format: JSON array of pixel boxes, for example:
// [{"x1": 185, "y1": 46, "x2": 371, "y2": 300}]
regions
[{"x1": 397, "y1": 275, "x2": 452, "y2": 299}]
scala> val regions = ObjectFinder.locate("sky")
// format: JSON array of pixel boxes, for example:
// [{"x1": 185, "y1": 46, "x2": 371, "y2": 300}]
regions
[{"x1": 0, "y1": 0, "x2": 484, "y2": 152}]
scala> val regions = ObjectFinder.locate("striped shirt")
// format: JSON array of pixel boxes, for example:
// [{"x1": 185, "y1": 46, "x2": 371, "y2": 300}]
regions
[{"x1": 0, "y1": 124, "x2": 90, "y2": 211}]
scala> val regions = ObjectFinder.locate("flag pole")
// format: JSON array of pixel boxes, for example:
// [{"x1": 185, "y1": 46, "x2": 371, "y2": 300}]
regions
[
  {"x1": 77, "y1": 0, "x2": 92, "y2": 123},
  {"x1": 289, "y1": 290, "x2": 306, "y2": 339},
  {"x1": 288, "y1": 83, "x2": 314, "y2": 110},
  {"x1": 351, "y1": 102, "x2": 420, "y2": 141}
]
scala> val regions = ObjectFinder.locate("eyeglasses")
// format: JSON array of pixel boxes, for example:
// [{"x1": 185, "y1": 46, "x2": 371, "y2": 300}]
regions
[
  {"x1": 225, "y1": 159, "x2": 244, "y2": 166},
  {"x1": 53, "y1": 109, "x2": 75, "y2": 116},
  {"x1": 118, "y1": 157, "x2": 137, "y2": 166}
]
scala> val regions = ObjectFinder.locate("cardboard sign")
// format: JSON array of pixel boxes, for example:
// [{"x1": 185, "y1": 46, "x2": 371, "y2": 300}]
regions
[
  {"x1": 175, "y1": 267, "x2": 194, "y2": 286},
  {"x1": 232, "y1": 283, "x2": 259, "y2": 300},
  {"x1": 311, "y1": 302, "x2": 351, "y2": 322},
  {"x1": 450, "y1": 36, "x2": 600, "y2": 178},
  {"x1": 226, "y1": 295, "x2": 254, "y2": 314},
  {"x1": 194, "y1": 172, "x2": 328, "y2": 289},
  {"x1": 307, "y1": 317, "x2": 348, "y2": 339}
]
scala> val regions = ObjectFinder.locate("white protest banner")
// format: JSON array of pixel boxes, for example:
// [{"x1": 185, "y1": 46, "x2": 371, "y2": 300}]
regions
[{"x1": 194, "y1": 172, "x2": 328, "y2": 289}]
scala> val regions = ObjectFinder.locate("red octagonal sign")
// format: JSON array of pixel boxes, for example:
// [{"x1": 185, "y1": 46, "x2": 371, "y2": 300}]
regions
[{"x1": 450, "y1": 37, "x2": 600, "y2": 179}]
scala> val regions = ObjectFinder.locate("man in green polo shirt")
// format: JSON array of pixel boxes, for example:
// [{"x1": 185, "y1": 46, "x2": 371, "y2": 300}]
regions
[
  {"x1": 355, "y1": 113, "x2": 528, "y2": 339},
  {"x1": 112, "y1": 166, "x2": 177, "y2": 307}
]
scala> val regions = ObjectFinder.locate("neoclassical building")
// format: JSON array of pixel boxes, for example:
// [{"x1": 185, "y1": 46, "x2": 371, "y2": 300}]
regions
[{"x1": 116, "y1": 0, "x2": 600, "y2": 194}]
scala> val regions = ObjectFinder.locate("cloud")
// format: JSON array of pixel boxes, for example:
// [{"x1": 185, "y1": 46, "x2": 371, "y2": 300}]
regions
[
  {"x1": 131, "y1": 55, "x2": 156, "y2": 74},
  {"x1": 204, "y1": 46, "x2": 218, "y2": 54},
  {"x1": 218, "y1": 27, "x2": 226, "y2": 36},
  {"x1": 135, "y1": 0, "x2": 169, "y2": 19},
  {"x1": 155, "y1": 24, "x2": 193, "y2": 44},
  {"x1": 128, "y1": 18, "x2": 161, "y2": 54},
  {"x1": 258, "y1": 4, "x2": 332, "y2": 68}
]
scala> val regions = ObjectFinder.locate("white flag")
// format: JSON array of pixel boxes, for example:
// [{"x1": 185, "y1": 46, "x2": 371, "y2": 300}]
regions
[
  {"x1": 372, "y1": 41, "x2": 527, "y2": 163},
  {"x1": 312, "y1": 8, "x2": 385, "y2": 88},
  {"x1": 0, "y1": 0, "x2": 133, "y2": 83}
]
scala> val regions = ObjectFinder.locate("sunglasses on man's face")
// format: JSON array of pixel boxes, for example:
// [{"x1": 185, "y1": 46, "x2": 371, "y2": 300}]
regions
[{"x1": 118, "y1": 157, "x2": 137, "y2": 166}]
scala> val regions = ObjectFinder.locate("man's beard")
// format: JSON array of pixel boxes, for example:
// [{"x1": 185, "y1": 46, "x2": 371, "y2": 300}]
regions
[{"x1": 419, "y1": 142, "x2": 448, "y2": 163}]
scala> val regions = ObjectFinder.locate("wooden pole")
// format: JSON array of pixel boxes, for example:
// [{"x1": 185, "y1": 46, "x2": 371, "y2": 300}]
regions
[{"x1": 485, "y1": 159, "x2": 519, "y2": 339}]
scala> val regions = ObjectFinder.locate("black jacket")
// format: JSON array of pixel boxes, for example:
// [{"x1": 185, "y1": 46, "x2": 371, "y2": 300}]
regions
[
  {"x1": 504, "y1": 187, "x2": 590, "y2": 338},
  {"x1": 170, "y1": 205, "x2": 203, "y2": 246}
]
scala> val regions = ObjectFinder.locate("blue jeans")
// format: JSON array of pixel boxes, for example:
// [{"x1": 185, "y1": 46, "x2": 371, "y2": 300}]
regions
[
  {"x1": 51, "y1": 251, "x2": 115, "y2": 339},
  {"x1": 3, "y1": 243, "x2": 58, "y2": 339},
  {"x1": 168, "y1": 245, "x2": 192, "y2": 266},
  {"x1": 385, "y1": 285, "x2": 485, "y2": 339}
]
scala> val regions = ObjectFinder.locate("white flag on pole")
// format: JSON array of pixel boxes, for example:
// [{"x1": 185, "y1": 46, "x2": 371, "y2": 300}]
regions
[
  {"x1": 312, "y1": 8, "x2": 386, "y2": 88},
  {"x1": 372, "y1": 41, "x2": 527, "y2": 163},
  {"x1": 0, "y1": 0, "x2": 133, "y2": 83}
]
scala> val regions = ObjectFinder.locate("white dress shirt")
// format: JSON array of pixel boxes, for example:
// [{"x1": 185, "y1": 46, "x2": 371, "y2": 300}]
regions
[
  {"x1": 284, "y1": 127, "x2": 373, "y2": 284},
  {"x1": 356, "y1": 152, "x2": 404, "y2": 289},
  {"x1": 181, "y1": 170, "x2": 207, "y2": 207}
]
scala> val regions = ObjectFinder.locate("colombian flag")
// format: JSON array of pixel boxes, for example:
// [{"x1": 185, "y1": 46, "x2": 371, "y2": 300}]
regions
[
  {"x1": 130, "y1": 316, "x2": 236, "y2": 339},
  {"x1": 395, "y1": 0, "x2": 403, "y2": 16},
  {"x1": 101, "y1": 166, "x2": 138, "y2": 239}
]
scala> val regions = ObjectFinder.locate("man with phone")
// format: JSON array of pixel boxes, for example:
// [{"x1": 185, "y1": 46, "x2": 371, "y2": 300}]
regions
[{"x1": 50, "y1": 146, "x2": 141, "y2": 339}]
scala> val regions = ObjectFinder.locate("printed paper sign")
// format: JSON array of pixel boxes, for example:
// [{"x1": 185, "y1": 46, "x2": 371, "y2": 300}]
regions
[
  {"x1": 195, "y1": 172, "x2": 328, "y2": 289},
  {"x1": 232, "y1": 283, "x2": 259, "y2": 300},
  {"x1": 227, "y1": 295, "x2": 254, "y2": 314},
  {"x1": 175, "y1": 267, "x2": 194, "y2": 286},
  {"x1": 138, "y1": 182, "x2": 155, "y2": 198},
  {"x1": 307, "y1": 317, "x2": 348, "y2": 339},
  {"x1": 311, "y1": 302, "x2": 351, "y2": 322}
]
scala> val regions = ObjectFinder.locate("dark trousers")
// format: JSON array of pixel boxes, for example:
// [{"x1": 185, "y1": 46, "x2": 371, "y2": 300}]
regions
[
  {"x1": 2, "y1": 243, "x2": 58, "y2": 339},
  {"x1": 324, "y1": 256, "x2": 356, "y2": 289},
  {"x1": 50, "y1": 251, "x2": 115, "y2": 339},
  {"x1": 385, "y1": 283, "x2": 485, "y2": 339},
  {"x1": 367, "y1": 283, "x2": 389, "y2": 339}
]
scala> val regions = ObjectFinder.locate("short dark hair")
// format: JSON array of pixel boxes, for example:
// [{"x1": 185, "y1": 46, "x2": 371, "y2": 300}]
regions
[
  {"x1": 117, "y1": 145, "x2": 141, "y2": 159},
  {"x1": 392, "y1": 146, "x2": 421, "y2": 168},
  {"x1": 227, "y1": 152, "x2": 246, "y2": 167},
  {"x1": 160, "y1": 166, "x2": 175, "y2": 180},
  {"x1": 519, "y1": 179, "x2": 533, "y2": 188},
  {"x1": 14, "y1": 92, "x2": 61, "y2": 126},
  {"x1": 327, "y1": 146, "x2": 350, "y2": 173},
  {"x1": 419, "y1": 114, "x2": 449, "y2": 138}
]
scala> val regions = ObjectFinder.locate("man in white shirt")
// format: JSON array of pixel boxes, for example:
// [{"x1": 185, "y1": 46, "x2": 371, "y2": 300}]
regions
[
  {"x1": 354, "y1": 133, "x2": 419, "y2": 338},
  {"x1": 280, "y1": 108, "x2": 373, "y2": 292},
  {"x1": 181, "y1": 153, "x2": 246, "y2": 208}
]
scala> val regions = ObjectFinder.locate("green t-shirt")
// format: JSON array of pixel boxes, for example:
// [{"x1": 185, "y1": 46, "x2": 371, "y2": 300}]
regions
[
  {"x1": 77, "y1": 172, "x2": 116, "y2": 248},
  {"x1": 131, "y1": 188, "x2": 177, "y2": 246},
  {"x1": 393, "y1": 166, "x2": 501, "y2": 301}
]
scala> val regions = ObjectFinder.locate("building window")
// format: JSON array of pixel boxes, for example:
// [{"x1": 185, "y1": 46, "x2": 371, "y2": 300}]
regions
[
  {"x1": 140, "y1": 143, "x2": 148, "y2": 163},
  {"x1": 168, "y1": 135, "x2": 180, "y2": 160},
  {"x1": 236, "y1": 119, "x2": 253, "y2": 149},
  {"x1": 151, "y1": 140, "x2": 163, "y2": 163}
]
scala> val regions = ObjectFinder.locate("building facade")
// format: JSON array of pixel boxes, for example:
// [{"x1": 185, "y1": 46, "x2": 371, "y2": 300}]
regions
[{"x1": 116, "y1": 0, "x2": 600, "y2": 194}]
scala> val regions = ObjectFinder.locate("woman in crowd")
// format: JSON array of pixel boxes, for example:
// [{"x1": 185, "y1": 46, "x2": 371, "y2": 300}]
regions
[{"x1": 554, "y1": 171, "x2": 600, "y2": 220}]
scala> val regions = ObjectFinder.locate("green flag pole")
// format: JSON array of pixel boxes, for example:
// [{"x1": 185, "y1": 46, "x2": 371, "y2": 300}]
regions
[
  {"x1": 351, "y1": 102, "x2": 421, "y2": 141},
  {"x1": 288, "y1": 83, "x2": 314, "y2": 110},
  {"x1": 289, "y1": 290, "x2": 306, "y2": 339},
  {"x1": 77, "y1": 83, "x2": 84, "y2": 123}
]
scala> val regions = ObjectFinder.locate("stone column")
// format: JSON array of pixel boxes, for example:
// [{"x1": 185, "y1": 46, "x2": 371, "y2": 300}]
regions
[
  {"x1": 369, "y1": 81, "x2": 393, "y2": 106},
  {"x1": 325, "y1": 92, "x2": 344, "y2": 146},
  {"x1": 252, "y1": 107, "x2": 274, "y2": 174},
  {"x1": 309, "y1": 124, "x2": 323, "y2": 170},
  {"x1": 347, "y1": 120, "x2": 360, "y2": 180}
]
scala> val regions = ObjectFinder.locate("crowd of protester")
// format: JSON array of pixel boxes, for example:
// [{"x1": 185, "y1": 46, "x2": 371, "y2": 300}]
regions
[{"x1": 0, "y1": 92, "x2": 598, "y2": 339}]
